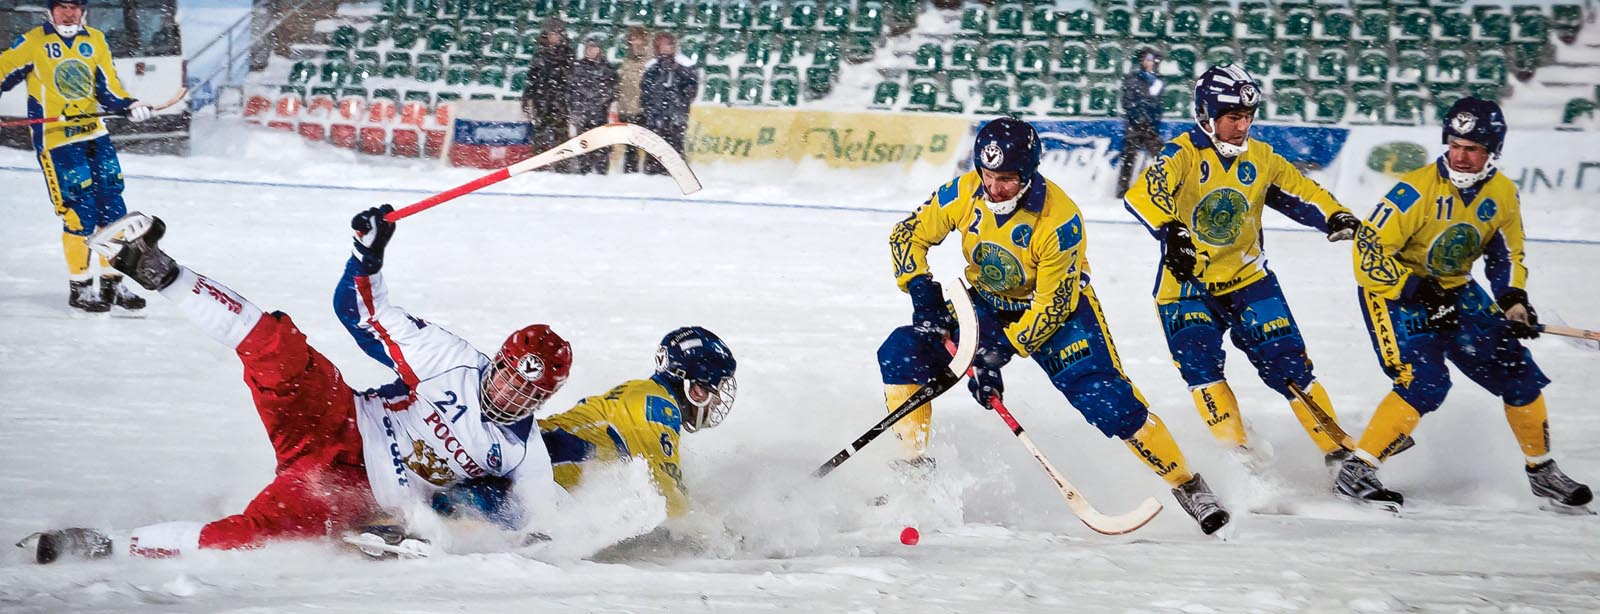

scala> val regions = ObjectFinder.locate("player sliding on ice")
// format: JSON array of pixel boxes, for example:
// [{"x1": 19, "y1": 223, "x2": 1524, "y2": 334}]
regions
[
  {"x1": 1123, "y1": 65, "x2": 1362, "y2": 471},
  {"x1": 18, "y1": 207, "x2": 575, "y2": 563},
  {"x1": 1335, "y1": 97, "x2": 1591, "y2": 513},
  {"x1": 876, "y1": 117, "x2": 1229, "y2": 535}
]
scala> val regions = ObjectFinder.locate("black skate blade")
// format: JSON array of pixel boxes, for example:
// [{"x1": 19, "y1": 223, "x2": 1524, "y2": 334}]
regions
[
  {"x1": 1335, "y1": 493, "x2": 1402, "y2": 516},
  {"x1": 1540, "y1": 501, "x2": 1596, "y2": 516}
]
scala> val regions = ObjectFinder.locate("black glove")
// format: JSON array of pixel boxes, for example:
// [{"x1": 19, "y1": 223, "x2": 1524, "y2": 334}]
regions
[
  {"x1": 967, "y1": 346, "x2": 1013, "y2": 409},
  {"x1": 1159, "y1": 223, "x2": 1199, "y2": 282},
  {"x1": 1326, "y1": 211, "x2": 1361, "y2": 242},
  {"x1": 1495, "y1": 288, "x2": 1540, "y2": 339},
  {"x1": 907, "y1": 275, "x2": 955, "y2": 337},
  {"x1": 351, "y1": 204, "x2": 397, "y2": 275},
  {"x1": 1411, "y1": 277, "x2": 1461, "y2": 333}
]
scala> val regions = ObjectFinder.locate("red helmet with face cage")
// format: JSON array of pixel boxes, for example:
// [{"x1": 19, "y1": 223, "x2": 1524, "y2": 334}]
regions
[{"x1": 480, "y1": 324, "x2": 572, "y2": 425}]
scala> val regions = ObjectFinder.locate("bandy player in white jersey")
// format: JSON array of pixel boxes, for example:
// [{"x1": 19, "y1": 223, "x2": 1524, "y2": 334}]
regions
[{"x1": 18, "y1": 206, "x2": 573, "y2": 562}]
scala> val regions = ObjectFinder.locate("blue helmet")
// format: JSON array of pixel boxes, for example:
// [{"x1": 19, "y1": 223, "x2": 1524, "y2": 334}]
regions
[
  {"x1": 48, "y1": 0, "x2": 87, "y2": 7},
  {"x1": 972, "y1": 117, "x2": 1040, "y2": 179},
  {"x1": 1193, "y1": 64, "x2": 1262, "y2": 124},
  {"x1": 655, "y1": 326, "x2": 737, "y2": 432},
  {"x1": 1442, "y1": 97, "x2": 1507, "y2": 155}
]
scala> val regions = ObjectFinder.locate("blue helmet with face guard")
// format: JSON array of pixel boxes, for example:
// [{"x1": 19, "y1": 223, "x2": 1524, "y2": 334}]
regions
[
  {"x1": 1192, "y1": 64, "x2": 1261, "y2": 157},
  {"x1": 1441, "y1": 97, "x2": 1507, "y2": 155},
  {"x1": 972, "y1": 117, "x2": 1041, "y2": 179},
  {"x1": 655, "y1": 326, "x2": 737, "y2": 432}
]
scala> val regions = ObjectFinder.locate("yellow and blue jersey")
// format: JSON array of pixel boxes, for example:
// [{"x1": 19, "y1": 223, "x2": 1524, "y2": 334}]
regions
[
  {"x1": 538, "y1": 376, "x2": 690, "y2": 517},
  {"x1": 0, "y1": 23, "x2": 135, "y2": 153},
  {"x1": 1353, "y1": 159, "x2": 1527, "y2": 301},
  {"x1": 891, "y1": 170, "x2": 1090, "y2": 356},
  {"x1": 1123, "y1": 129, "x2": 1351, "y2": 302}
]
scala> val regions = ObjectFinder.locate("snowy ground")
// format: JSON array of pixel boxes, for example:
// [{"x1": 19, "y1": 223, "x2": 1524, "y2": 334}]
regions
[{"x1": 0, "y1": 122, "x2": 1597, "y2": 612}]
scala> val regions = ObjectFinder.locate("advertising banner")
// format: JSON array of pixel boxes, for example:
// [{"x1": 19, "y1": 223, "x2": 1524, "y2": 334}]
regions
[
  {"x1": 685, "y1": 107, "x2": 972, "y2": 169},
  {"x1": 446, "y1": 99, "x2": 533, "y2": 169}
]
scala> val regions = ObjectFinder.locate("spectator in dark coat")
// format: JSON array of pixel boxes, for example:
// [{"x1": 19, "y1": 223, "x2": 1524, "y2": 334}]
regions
[
  {"x1": 521, "y1": 17, "x2": 574, "y2": 172},
  {"x1": 616, "y1": 26, "x2": 652, "y2": 173},
  {"x1": 570, "y1": 37, "x2": 619, "y2": 174},
  {"x1": 639, "y1": 32, "x2": 697, "y2": 176},
  {"x1": 1117, "y1": 48, "x2": 1165, "y2": 198}
]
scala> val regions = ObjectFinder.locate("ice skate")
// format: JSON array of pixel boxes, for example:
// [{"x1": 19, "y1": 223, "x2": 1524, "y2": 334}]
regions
[
  {"x1": 16, "y1": 528, "x2": 113, "y2": 564},
  {"x1": 100, "y1": 275, "x2": 147, "y2": 311},
  {"x1": 1323, "y1": 448, "x2": 1352, "y2": 478},
  {"x1": 86, "y1": 212, "x2": 179, "y2": 291},
  {"x1": 1171, "y1": 473, "x2": 1230, "y2": 535},
  {"x1": 67, "y1": 279, "x2": 109, "y2": 313},
  {"x1": 342, "y1": 525, "x2": 435, "y2": 560},
  {"x1": 1334, "y1": 457, "x2": 1403, "y2": 513},
  {"x1": 1526, "y1": 460, "x2": 1594, "y2": 515}
]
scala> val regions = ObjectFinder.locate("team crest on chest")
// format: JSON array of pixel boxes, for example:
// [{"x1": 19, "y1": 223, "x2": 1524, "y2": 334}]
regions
[
  {"x1": 1476, "y1": 199, "x2": 1497, "y2": 222},
  {"x1": 1237, "y1": 161, "x2": 1257, "y2": 185},
  {"x1": 77, "y1": 43, "x2": 92, "y2": 57},
  {"x1": 52, "y1": 59, "x2": 92, "y2": 100},
  {"x1": 1011, "y1": 224, "x2": 1033, "y2": 247},
  {"x1": 971, "y1": 242, "x2": 1025, "y2": 294},
  {"x1": 1191, "y1": 188, "x2": 1250, "y2": 246},
  {"x1": 1426, "y1": 223, "x2": 1483, "y2": 277}
]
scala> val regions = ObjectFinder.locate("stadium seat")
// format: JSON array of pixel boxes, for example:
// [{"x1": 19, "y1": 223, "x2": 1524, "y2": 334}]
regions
[
  {"x1": 330, "y1": 94, "x2": 365, "y2": 150},
  {"x1": 1026, "y1": 6, "x2": 1061, "y2": 38},
  {"x1": 332, "y1": 24, "x2": 359, "y2": 49},
  {"x1": 1354, "y1": 50, "x2": 1387, "y2": 83},
  {"x1": 1086, "y1": 82, "x2": 1118, "y2": 116},
  {"x1": 1312, "y1": 89, "x2": 1347, "y2": 123},
  {"x1": 982, "y1": 43, "x2": 1017, "y2": 73},
  {"x1": 1350, "y1": 86, "x2": 1386, "y2": 124},
  {"x1": 1241, "y1": 46, "x2": 1271, "y2": 77},
  {"x1": 736, "y1": 66, "x2": 765, "y2": 104},
  {"x1": 1018, "y1": 43, "x2": 1050, "y2": 77},
  {"x1": 1432, "y1": 51, "x2": 1467, "y2": 84},
  {"x1": 1396, "y1": 8, "x2": 1430, "y2": 41},
  {"x1": 1317, "y1": 7, "x2": 1353, "y2": 41},
  {"x1": 854, "y1": 1, "x2": 884, "y2": 33},
  {"x1": 594, "y1": 0, "x2": 623, "y2": 24},
  {"x1": 690, "y1": 0, "x2": 720, "y2": 30},
  {"x1": 1203, "y1": 9, "x2": 1235, "y2": 40},
  {"x1": 415, "y1": 52, "x2": 444, "y2": 82},
  {"x1": 391, "y1": 24, "x2": 421, "y2": 49},
  {"x1": 485, "y1": 28, "x2": 517, "y2": 57},
  {"x1": 1394, "y1": 50, "x2": 1427, "y2": 83},
  {"x1": 1312, "y1": 48, "x2": 1348, "y2": 85},
  {"x1": 1089, "y1": 43, "x2": 1123, "y2": 76},
  {"x1": 1270, "y1": 87, "x2": 1307, "y2": 123},
  {"x1": 1552, "y1": 4, "x2": 1583, "y2": 43},
  {"x1": 1161, "y1": 82, "x2": 1188, "y2": 117},
  {"x1": 1240, "y1": 5, "x2": 1274, "y2": 41},
  {"x1": 1390, "y1": 85, "x2": 1425, "y2": 125},
  {"x1": 992, "y1": 3, "x2": 1024, "y2": 39},
  {"x1": 819, "y1": 3, "x2": 849, "y2": 31},
  {"x1": 1512, "y1": 7, "x2": 1549, "y2": 43},
  {"x1": 1282, "y1": 7, "x2": 1314, "y2": 39},
  {"x1": 1061, "y1": 9, "x2": 1093, "y2": 38},
  {"x1": 320, "y1": 60, "x2": 351, "y2": 87},
  {"x1": 906, "y1": 80, "x2": 940, "y2": 112},
  {"x1": 1168, "y1": 7, "x2": 1202, "y2": 41},
  {"x1": 1355, "y1": 9, "x2": 1389, "y2": 43},
  {"x1": 787, "y1": 1, "x2": 816, "y2": 31},
  {"x1": 1056, "y1": 43, "x2": 1088, "y2": 76},
  {"x1": 382, "y1": 51, "x2": 414, "y2": 78},
  {"x1": 960, "y1": 6, "x2": 988, "y2": 37},
  {"x1": 871, "y1": 79, "x2": 900, "y2": 109},
  {"x1": 1436, "y1": 9, "x2": 1471, "y2": 43},
  {"x1": 702, "y1": 66, "x2": 732, "y2": 103},
  {"x1": 1472, "y1": 50, "x2": 1507, "y2": 85},
  {"x1": 1511, "y1": 42, "x2": 1548, "y2": 81},
  {"x1": 1203, "y1": 46, "x2": 1237, "y2": 70},
  {"x1": 813, "y1": 39, "x2": 841, "y2": 67},
  {"x1": 976, "y1": 80, "x2": 1011, "y2": 114},
  {"x1": 769, "y1": 66, "x2": 798, "y2": 106},
  {"x1": 1280, "y1": 48, "x2": 1310, "y2": 79},
  {"x1": 298, "y1": 88, "x2": 336, "y2": 141},
  {"x1": 359, "y1": 96, "x2": 398, "y2": 156},
  {"x1": 424, "y1": 25, "x2": 455, "y2": 52},
  {"x1": 1474, "y1": 7, "x2": 1510, "y2": 43},
  {"x1": 1017, "y1": 79, "x2": 1049, "y2": 112},
  {"x1": 445, "y1": 61, "x2": 474, "y2": 86},
  {"x1": 360, "y1": 24, "x2": 386, "y2": 49},
  {"x1": 477, "y1": 64, "x2": 506, "y2": 88},
  {"x1": 289, "y1": 60, "x2": 316, "y2": 85},
  {"x1": 243, "y1": 93, "x2": 273, "y2": 125},
  {"x1": 950, "y1": 42, "x2": 979, "y2": 77},
  {"x1": 1562, "y1": 97, "x2": 1597, "y2": 126},
  {"x1": 1166, "y1": 45, "x2": 1198, "y2": 78},
  {"x1": 754, "y1": 0, "x2": 784, "y2": 31},
  {"x1": 1133, "y1": 7, "x2": 1164, "y2": 39},
  {"x1": 1051, "y1": 83, "x2": 1083, "y2": 116},
  {"x1": 1098, "y1": 6, "x2": 1132, "y2": 38},
  {"x1": 268, "y1": 91, "x2": 303, "y2": 132}
]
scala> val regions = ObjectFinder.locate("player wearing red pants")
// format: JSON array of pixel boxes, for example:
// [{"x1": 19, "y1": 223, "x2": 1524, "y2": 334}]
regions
[{"x1": 19, "y1": 208, "x2": 573, "y2": 563}]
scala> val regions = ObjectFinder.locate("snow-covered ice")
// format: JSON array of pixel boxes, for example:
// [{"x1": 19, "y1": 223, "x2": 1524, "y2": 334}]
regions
[{"x1": 0, "y1": 120, "x2": 1596, "y2": 612}]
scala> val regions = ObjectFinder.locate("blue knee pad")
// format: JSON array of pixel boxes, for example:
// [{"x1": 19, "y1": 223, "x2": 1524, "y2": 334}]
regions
[
  {"x1": 1053, "y1": 371, "x2": 1148, "y2": 439},
  {"x1": 1158, "y1": 300, "x2": 1226, "y2": 387},
  {"x1": 1393, "y1": 362, "x2": 1451, "y2": 414},
  {"x1": 878, "y1": 325, "x2": 946, "y2": 385}
]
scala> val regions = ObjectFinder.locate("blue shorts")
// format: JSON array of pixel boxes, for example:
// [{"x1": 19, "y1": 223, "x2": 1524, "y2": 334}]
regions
[
  {"x1": 37, "y1": 135, "x2": 126, "y2": 236},
  {"x1": 1156, "y1": 271, "x2": 1315, "y2": 398}
]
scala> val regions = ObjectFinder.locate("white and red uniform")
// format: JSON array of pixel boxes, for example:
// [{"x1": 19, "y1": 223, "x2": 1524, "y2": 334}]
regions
[{"x1": 124, "y1": 262, "x2": 555, "y2": 556}]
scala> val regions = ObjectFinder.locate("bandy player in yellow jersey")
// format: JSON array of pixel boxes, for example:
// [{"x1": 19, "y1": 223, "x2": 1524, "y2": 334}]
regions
[
  {"x1": 877, "y1": 118, "x2": 1228, "y2": 534},
  {"x1": 538, "y1": 327, "x2": 737, "y2": 519},
  {"x1": 1, "y1": 0, "x2": 155, "y2": 313},
  {"x1": 1123, "y1": 65, "x2": 1363, "y2": 469},
  {"x1": 1335, "y1": 98, "x2": 1591, "y2": 512}
]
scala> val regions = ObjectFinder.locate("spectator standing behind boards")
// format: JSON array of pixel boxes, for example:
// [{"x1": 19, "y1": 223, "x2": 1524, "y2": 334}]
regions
[
  {"x1": 570, "y1": 37, "x2": 618, "y2": 175},
  {"x1": 616, "y1": 27, "x2": 651, "y2": 173},
  {"x1": 521, "y1": 17, "x2": 574, "y2": 173},
  {"x1": 639, "y1": 32, "x2": 697, "y2": 176},
  {"x1": 1116, "y1": 48, "x2": 1165, "y2": 198}
]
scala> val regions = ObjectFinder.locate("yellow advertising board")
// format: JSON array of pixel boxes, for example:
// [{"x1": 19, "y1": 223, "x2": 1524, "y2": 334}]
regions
[{"x1": 685, "y1": 107, "x2": 973, "y2": 169}]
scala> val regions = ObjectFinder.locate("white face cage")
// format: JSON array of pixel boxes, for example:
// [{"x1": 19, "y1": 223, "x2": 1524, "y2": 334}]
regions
[
  {"x1": 479, "y1": 356, "x2": 556, "y2": 425},
  {"x1": 681, "y1": 376, "x2": 737, "y2": 433}
]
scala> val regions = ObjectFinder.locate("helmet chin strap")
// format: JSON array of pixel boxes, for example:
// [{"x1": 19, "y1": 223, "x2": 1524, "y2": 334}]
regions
[
  {"x1": 1446, "y1": 157, "x2": 1496, "y2": 189},
  {"x1": 55, "y1": 23, "x2": 82, "y2": 38},
  {"x1": 984, "y1": 178, "x2": 1030, "y2": 215},
  {"x1": 1198, "y1": 118, "x2": 1248, "y2": 158}
]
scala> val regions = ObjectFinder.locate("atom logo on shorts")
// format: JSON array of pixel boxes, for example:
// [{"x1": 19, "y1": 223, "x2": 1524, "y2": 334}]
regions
[
  {"x1": 516, "y1": 355, "x2": 546, "y2": 381},
  {"x1": 980, "y1": 142, "x2": 1005, "y2": 169}
]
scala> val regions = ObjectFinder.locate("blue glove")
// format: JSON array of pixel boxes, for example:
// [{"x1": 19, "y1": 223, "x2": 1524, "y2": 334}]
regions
[
  {"x1": 967, "y1": 345, "x2": 1014, "y2": 409},
  {"x1": 431, "y1": 476, "x2": 526, "y2": 530},
  {"x1": 907, "y1": 275, "x2": 955, "y2": 337},
  {"x1": 351, "y1": 205, "x2": 396, "y2": 275}
]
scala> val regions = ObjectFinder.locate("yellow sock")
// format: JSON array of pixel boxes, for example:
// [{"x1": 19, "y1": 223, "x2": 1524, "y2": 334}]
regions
[
  {"x1": 885, "y1": 384, "x2": 931, "y2": 460},
  {"x1": 62, "y1": 232, "x2": 92, "y2": 278},
  {"x1": 1505, "y1": 395, "x2": 1550, "y2": 463},
  {"x1": 1357, "y1": 392, "x2": 1422, "y2": 463},
  {"x1": 1288, "y1": 381, "x2": 1344, "y2": 454},
  {"x1": 1191, "y1": 381, "x2": 1247, "y2": 447},
  {"x1": 1124, "y1": 412, "x2": 1194, "y2": 487}
]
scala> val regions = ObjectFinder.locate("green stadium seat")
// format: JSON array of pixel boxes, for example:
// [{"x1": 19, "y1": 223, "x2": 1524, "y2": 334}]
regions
[
  {"x1": 1354, "y1": 49, "x2": 1387, "y2": 82},
  {"x1": 1061, "y1": 9, "x2": 1094, "y2": 38},
  {"x1": 360, "y1": 24, "x2": 386, "y2": 49},
  {"x1": 323, "y1": 48, "x2": 351, "y2": 64},
  {"x1": 391, "y1": 24, "x2": 421, "y2": 49},
  {"x1": 1134, "y1": 7, "x2": 1164, "y2": 39},
  {"x1": 820, "y1": 3, "x2": 849, "y2": 31},
  {"x1": 411, "y1": 0, "x2": 438, "y2": 16},
  {"x1": 510, "y1": 69, "x2": 527, "y2": 92},
  {"x1": 1056, "y1": 43, "x2": 1088, "y2": 76},
  {"x1": 1240, "y1": 5, "x2": 1274, "y2": 41},
  {"x1": 1317, "y1": 7, "x2": 1353, "y2": 41},
  {"x1": 1203, "y1": 9, "x2": 1235, "y2": 40},
  {"x1": 768, "y1": 72, "x2": 799, "y2": 106},
  {"x1": 993, "y1": 3, "x2": 1024, "y2": 39},
  {"x1": 1161, "y1": 82, "x2": 1188, "y2": 117},
  {"x1": 564, "y1": 0, "x2": 595, "y2": 24},
  {"x1": 788, "y1": 1, "x2": 816, "y2": 31},
  {"x1": 415, "y1": 53, "x2": 443, "y2": 82},
  {"x1": 1090, "y1": 43, "x2": 1123, "y2": 75},
  {"x1": 445, "y1": 63, "x2": 474, "y2": 86},
  {"x1": 1433, "y1": 51, "x2": 1467, "y2": 84},
  {"x1": 1087, "y1": 82, "x2": 1118, "y2": 117},
  {"x1": 1390, "y1": 85, "x2": 1425, "y2": 124},
  {"x1": 424, "y1": 25, "x2": 455, "y2": 53},
  {"x1": 813, "y1": 39, "x2": 840, "y2": 67},
  {"x1": 456, "y1": 27, "x2": 486, "y2": 55},
  {"x1": 907, "y1": 80, "x2": 940, "y2": 112},
  {"x1": 1397, "y1": 8, "x2": 1431, "y2": 40},
  {"x1": 805, "y1": 65, "x2": 833, "y2": 99},
  {"x1": 1312, "y1": 48, "x2": 1347, "y2": 85},
  {"x1": 707, "y1": 33, "x2": 741, "y2": 62},
  {"x1": 951, "y1": 42, "x2": 979, "y2": 75},
  {"x1": 381, "y1": 51, "x2": 413, "y2": 78},
  {"x1": 1270, "y1": 86, "x2": 1307, "y2": 122},
  {"x1": 1169, "y1": 7, "x2": 1202, "y2": 40},
  {"x1": 477, "y1": 64, "x2": 505, "y2": 88},
  {"x1": 1435, "y1": 9, "x2": 1470, "y2": 42},
  {"x1": 1018, "y1": 79, "x2": 1048, "y2": 111},
  {"x1": 1511, "y1": 42, "x2": 1547, "y2": 81},
  {"x1": 1395, "y1": 50, "x2": 1427, "y2": 82},
  {"x1": 745, "y1": 34, "x2": 774, "y2": 66},
  {"x1": 871, "y1": 80, "x2": 900, "y2": 109},
  {"x1": 1026, "y1": 6, "x2": 1060, "y2": 38},
  {"x1": 983, "y1": 43, "x2": 1017, "y2": 73},
  {"x1": 1513, "y1": 7, "x2": 1549, "y2": 43},
  {"x1": 1472, "y1": 50, "x2": 1507, "y2": 85},
  {"x1": 1474, "y1": 8, "x2": 1510, "y2": 43},
  {"x1": 854, "y1": 2, "x2": 885, "y2": 33},
  {"x1": 1350, "y1": 86, "x2": 1385, "y2": 124},
  {"x1": 754, "y1": 0, "x2": 784, "y2": 31},
  {"x1": 1018, "y1": 43, "x2": 1050, "y2": 77},
  {"x1": 1312, "y1": 89, "x2": 1347, "y2": 123},
  {"x1": 1562, "y1": 97, "x2": 1596, "y2": 125},
  {"x1": 320, "y1": 60, "x2": 350, "y2": 86},
  {"x1": 1167, "y1": 45, "x2": 1199, "y2": 78},
  {"x1": 1051, "y1": 83, "x2": 1083, "y2": 116},
  {"x1": 332, "y1": 24, "x2": 359, "y2": 49},
  {"x1": 977, "y1": 80, "x2": 1011, "y2": 114},
  {"x1": 1355, "y1": 9, "x2": 1389, "y2": 43},
  {"x1": 1430, "y1": 89, "x2": 1467, "y2": 122},
  {"x1": 625, "y1": 0, "x2": 655, "y2": 26},
  {"x1": 435, "y1": 91, "x2": 461, "y2": 102},
  {"x1": 1242, "y1": 46, "x2": 1271, "y2": 77},
  {"x1": 702, "y1": 66, "x2": 732, "y2": 104},
  {"x1": 289, "y1": 60, "x2": 316, "y2": 85},
  {"x1": 1282, "y1": 7, "x2": 1314, "y2": 39},
  {"x1": 736, "y1": 66, "x2": 764, "y2": 104},
  {"x1": 960, "y1": 6, "x2": 989, "y2": 37},
  {"x1": 1203, "y1": 46, "x2": 1236, "y2": 70},
  {"x1": 690, "y1": 0, "x2": 720, "y2": 30},
  {"x1": 1098, "y1": 6, "x2": 1132, "y2": 38},
  {"x1": 1552, "y1": 4, "x2": 1583, "y2": 43},
  {"x1": 530, "y1": 0, "x2": 559, "y2": 18},
  {"x1": 485, "y1": 28, "x2": 517, "y2": 57},
  {"x1": 677, "y1": 36, "x2": 706, "y2": 65},
  {"x1": 594, "y1": 0, "x2": 622, "y2": 24}
]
